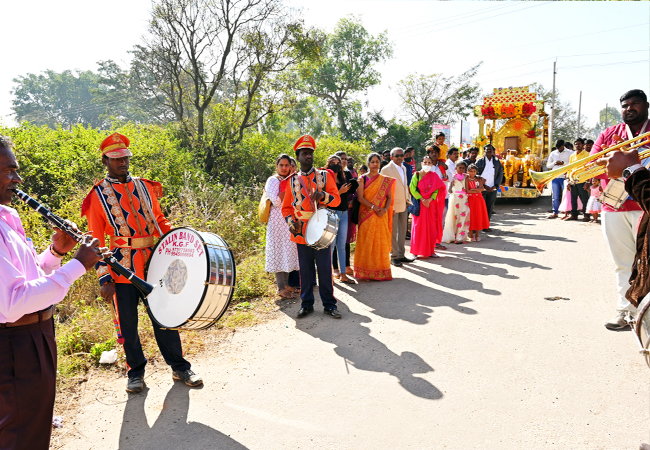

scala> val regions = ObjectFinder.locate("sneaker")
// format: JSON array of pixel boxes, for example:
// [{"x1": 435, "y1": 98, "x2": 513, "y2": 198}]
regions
[
  {"x1": 126, "y1": 376, "x2": 145, "y2": 393},
  {"x1": 172, "y1": 369, "x2": 203, "y2": 387},
  {"x1": 604, "y1": 311, "x2": 632, "y2": 330}
]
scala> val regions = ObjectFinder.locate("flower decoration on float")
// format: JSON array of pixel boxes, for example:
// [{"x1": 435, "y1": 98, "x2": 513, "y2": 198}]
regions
[
  {"x1": 476, "y1": 135, "x2": 488, "y2": 146},
  {"x1": 525, "y1": 129, "x2": 536, "y2": 139},
  {"x1": 530, "y1": 112, "x2": 539, "y2": 126}
]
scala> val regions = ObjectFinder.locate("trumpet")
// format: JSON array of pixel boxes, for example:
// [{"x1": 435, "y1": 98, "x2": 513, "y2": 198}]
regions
[{"x1": 529, "y1": 131, "x2": 650, "y2": 191}]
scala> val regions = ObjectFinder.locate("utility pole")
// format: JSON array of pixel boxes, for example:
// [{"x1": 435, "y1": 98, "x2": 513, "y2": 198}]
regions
[
  {"x1": 605, "y1": 103, "x2": 608, "y2": 129},
  {"x1": 549, "y1": 60, "x2": 557, "y2": 153},
  {"x1": 576, "y1": 91, "x2": 582, "y2": 139}
]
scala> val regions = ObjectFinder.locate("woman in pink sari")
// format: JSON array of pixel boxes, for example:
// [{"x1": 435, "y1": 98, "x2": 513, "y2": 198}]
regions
[{"x1": 409, "y1": 156, "x2": 447, "y2": 258}]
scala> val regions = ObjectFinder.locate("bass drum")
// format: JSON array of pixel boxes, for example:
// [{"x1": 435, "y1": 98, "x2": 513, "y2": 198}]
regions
[{"x1": 145, "y1": 227, "x2": 236, "y2": 330}]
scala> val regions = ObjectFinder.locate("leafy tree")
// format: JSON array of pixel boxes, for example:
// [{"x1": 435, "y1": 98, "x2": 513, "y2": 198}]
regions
[
  {"x1": 370, "y1": 113, "x2": 431, "y2": 157},
  {"x1": 132, "y1": 0, "x2": 322, "y2": 175},
  {"x1": 394, "y1": 63, "x2": 483, "y2": 126},
  {"x1": 11, "y1": 63, "x2": 174, "y2": 129},
  {"x1": 12, "y1": 70, "x2": 104, "y2": 129},
  {"x1": 591, "y1": 106, "x2": 622, "y2": 137},
  {"x1": 295, "y1": 15, "x2": 393, "y2": 140},
  {"x1": 92, "y1": 60, "x2": 174, "y2": 125},
  {"x1": 262, "y1": 96, "x2": 334, "y2": 138}
]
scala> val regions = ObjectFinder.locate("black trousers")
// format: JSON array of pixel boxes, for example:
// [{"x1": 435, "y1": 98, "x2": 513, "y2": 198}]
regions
[
  {"x1": 297, "y1": 243, "x2": 337, "y2": 310},
  {"x1": 0, "y1": 317, "x2": 56, "y2": 450},
  {"x1": 115, "y1": 284, "x2": 190, "y2": 378},
  {"x1": 482, "y1": 190, "x2": 498, "y2": 222},
  {"x1": 287, "y1": 270, "x2": 300, "y2": 288},
  {"x1": 570, "y1": 183, "x2": 590, "y2": 217}
]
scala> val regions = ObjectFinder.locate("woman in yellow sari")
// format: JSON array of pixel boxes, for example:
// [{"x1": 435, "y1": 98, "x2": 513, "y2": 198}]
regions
[{"x1": 353, "y1": 152, "x2": 396, "y2": 281}]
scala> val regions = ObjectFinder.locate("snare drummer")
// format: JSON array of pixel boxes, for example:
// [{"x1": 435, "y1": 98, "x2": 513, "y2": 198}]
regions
[
  {"x1": 591, "y1": 89, "x2": 650, "y2": 330},
  {"x1": 82, "y1": 133, "x2": 202, "y2": 392},
  {"x1": 281, "y1": 135, "x2": 342, "y2": 319}
]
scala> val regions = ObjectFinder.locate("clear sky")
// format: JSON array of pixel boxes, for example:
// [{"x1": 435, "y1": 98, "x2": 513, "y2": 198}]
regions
[{"x1": 1, "y1": 1, "x2": 648, "y2": 143}]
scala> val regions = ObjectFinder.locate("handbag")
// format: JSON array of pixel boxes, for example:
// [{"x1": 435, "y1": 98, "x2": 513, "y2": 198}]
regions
[
  {"x1": 407, "y1": 173, "x2": 421, "y2": 216},
  {"x1": 258, "y1": 190, "x2": 272, "y2": 223}
]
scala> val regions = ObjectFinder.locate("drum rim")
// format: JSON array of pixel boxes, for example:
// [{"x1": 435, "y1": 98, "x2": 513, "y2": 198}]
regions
[
  {"x1": 144, "y1": 226, "x2": 209, "y2": 329},
  {"x1": 635, "y1": 294, "x2": 650, "y2": 337},
  {"x1": 305, "y1": 208, "x2": 338, "y2": 249}
]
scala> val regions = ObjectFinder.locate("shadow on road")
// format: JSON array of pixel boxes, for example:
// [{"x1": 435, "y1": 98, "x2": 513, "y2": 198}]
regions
[
  {"x1": 293, "y1": 305, "x2": 443, "y2": 400},
  {"x1": 118, "y1": 383, "x2": 249, "y2": 450}
]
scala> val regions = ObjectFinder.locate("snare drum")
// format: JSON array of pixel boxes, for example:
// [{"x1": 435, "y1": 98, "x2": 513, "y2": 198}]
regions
[
  {"x1": 145, "y1": 227, "x2": 236, "y2": 330},
  {"x1": 305, "y1": 209, "x2": 339, "y2": 250}
]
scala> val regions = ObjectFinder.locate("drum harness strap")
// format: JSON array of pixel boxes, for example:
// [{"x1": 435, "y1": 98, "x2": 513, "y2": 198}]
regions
[{"x1": 298, "y1": 171, "x2": 318, "y2": 219}]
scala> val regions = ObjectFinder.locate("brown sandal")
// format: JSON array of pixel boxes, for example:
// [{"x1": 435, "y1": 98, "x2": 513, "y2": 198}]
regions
[{"x1": 278, "y1": 288, "x2": 296, "y2": 299}]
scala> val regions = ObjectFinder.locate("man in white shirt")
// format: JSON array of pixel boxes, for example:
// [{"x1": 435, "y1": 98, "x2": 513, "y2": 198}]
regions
[
  {"x1": 380, "y1": 147, "x2": 414, "y2": 266},
  {"x1": 546, "y1": 139, "x2": 574, "y2": 218},
  {"x1": 446, "y1": 147, "x2": 459, "y2": 178},
  {"x1": 476, "y1": 144, "x2": 504, "y2": 228}
]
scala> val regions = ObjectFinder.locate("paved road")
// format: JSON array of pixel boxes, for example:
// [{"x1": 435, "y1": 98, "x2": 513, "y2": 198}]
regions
[{"x1": 59, "y1": 197, "x2": 649, "y2": 450}]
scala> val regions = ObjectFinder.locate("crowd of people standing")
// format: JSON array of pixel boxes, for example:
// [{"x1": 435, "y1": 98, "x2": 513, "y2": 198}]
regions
[
  {"x1": 263, "y1": 134, "x2": 504, "y2": 315},
  {"x1": 546, "y1": 138, "x2": 603, "y2": 223}
]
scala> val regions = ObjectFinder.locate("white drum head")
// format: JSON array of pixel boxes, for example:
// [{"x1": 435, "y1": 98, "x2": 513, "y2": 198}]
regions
[
  {"x1": 146, "y1": 228, "x2": 207, "y2": 328},
  {"x1": 305, "y1": 209, "x2": 329, "y2": 245}
]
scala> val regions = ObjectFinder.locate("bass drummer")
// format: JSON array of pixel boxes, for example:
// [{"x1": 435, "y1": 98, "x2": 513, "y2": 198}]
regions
[
  {"x1": 82, "y1": 133, "x2": 202, "y2": 393},
  {"x1": 282, "y1": 135, "x2": 342, "y2": 319}
]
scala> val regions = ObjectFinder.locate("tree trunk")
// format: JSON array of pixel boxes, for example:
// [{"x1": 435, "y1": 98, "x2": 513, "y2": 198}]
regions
[
  {"x1": 197, "y1": 107, "x2": 205, "y2": 141},
  {"x1": 204, "y1": 144, "x2": 216, "y2": 174},
  {"x1": 336, "y1": 103, "x2": 351, "y2": 140}
]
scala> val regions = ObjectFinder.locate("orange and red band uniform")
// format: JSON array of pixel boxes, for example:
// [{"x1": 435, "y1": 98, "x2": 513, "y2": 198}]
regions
[
  {"x1": 81, "y1": 133, "x2": 172, "y2": 286},
  {"x1": 281, "y1": 135, "x2": 341, "y2": 245}
]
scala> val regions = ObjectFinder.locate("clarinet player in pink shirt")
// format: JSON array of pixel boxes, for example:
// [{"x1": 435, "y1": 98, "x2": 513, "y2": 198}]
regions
[{"x1": 0, "y1": 135, "x2": 107, "y2": 450}]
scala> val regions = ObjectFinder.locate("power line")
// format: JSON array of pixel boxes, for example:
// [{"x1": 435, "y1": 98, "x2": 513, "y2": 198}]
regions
[
  {"x1": 391, "y1": 2, "x2": 519, "y2": 38},
  {"x1": 479, "y1": 49, "x2": 649, "y2": 77},
  {"x1": 480, "y1": 59, "x2": 649, "y2": 86},
  {"x1": 477, "y1": 22, "x2": 649, "y2": 56},
  {"x1": 395, "y1": 2, "x2": 549, "y2": 41},
  {"x1": 562, "y1": 59, "x2": 650, "y2": 70}
]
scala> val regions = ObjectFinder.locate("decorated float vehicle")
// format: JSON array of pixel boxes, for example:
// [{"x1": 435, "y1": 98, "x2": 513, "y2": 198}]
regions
[{"x1": 474, "y1": 86, "x2": 549, "y2": 200}]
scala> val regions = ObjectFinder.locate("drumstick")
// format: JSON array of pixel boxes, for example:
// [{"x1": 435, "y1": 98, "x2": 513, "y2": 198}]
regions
[{"x1": 109, "y1": 294, "x2": 125, "y2": 345}]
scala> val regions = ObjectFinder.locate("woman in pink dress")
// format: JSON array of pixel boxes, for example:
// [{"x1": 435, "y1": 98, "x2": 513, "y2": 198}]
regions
[
  {"x1": 409, "y1": 156, "x2": 447, "y2": 258},
  {"x1": 466, "y1": 164, "x2": 490, "y2": 242}
]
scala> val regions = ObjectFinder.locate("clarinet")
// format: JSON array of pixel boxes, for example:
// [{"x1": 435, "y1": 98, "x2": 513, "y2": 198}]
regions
[{"x1": 12, "y1": 189, "x2": 154, "y2": 298}]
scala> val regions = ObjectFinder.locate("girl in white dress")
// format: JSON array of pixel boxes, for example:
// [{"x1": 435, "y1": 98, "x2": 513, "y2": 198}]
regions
[
  {"x1": 264, "y1": 154, "x2": 300, "y2": 298},
  {"x1": 442, "y1": 161, "x2": 471, "y2": 244}
]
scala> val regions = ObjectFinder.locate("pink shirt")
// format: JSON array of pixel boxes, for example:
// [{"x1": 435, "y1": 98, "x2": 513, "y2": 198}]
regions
[
  {"x1": 0, "y1": 204, "x2": 86, "y2": 323},
  {"x1": 591, "y1": 121, "x2": 650, "y2": 212}
]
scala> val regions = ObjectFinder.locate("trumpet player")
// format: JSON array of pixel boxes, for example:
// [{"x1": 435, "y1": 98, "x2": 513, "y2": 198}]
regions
[
  {"x1": 591, "y1": 89, "x2": 650, "y2": 330},
  {"x1": 0, "y1": 135, "x2": 107, "y2": 450},
  {"x1": 566, "y1": 139, "x2": 590, "y2": 221}
]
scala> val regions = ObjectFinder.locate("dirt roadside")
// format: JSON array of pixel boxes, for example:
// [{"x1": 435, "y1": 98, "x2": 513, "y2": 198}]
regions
[{"x1": 55, "y1": 197, "x2": 650, "y2": 450}]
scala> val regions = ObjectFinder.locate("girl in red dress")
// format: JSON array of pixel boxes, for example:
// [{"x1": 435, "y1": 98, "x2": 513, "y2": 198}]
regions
[{"x1": 465, "y1": 164, "x2": 490, "y2": 242}]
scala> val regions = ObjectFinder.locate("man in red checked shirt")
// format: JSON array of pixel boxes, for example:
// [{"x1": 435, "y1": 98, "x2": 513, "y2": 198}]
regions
[
  {"x1": 282, "y1": 135, "x2": 342, "y2": 319},
  {"x1": 591, "y1": 89, "x2": 650, "y2": 330}
]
